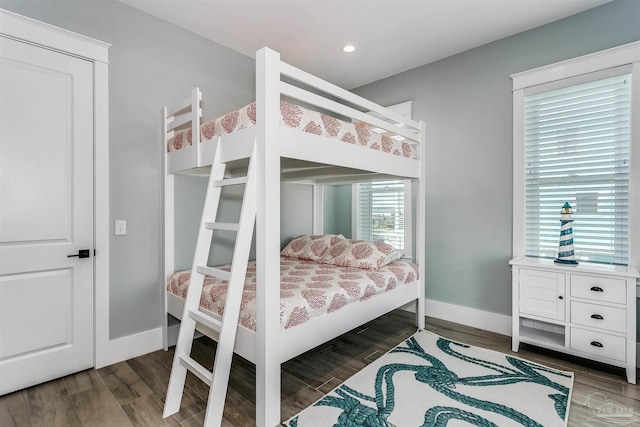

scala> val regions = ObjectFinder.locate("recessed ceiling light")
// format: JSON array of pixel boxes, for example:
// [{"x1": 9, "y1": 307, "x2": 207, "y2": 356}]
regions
[{"x1": 343, "y1": 44, "x2": 355, "y2": 53}]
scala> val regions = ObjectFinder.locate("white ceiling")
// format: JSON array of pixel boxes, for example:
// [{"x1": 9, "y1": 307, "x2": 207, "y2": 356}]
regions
[{"x1": 120, "y1": 0, "x2": 612, "y2": 89}]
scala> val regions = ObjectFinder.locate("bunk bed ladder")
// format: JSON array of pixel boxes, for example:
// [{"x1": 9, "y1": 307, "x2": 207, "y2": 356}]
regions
[{"x1": 163, "y1": 142, "x2": 257, "y2": 426}]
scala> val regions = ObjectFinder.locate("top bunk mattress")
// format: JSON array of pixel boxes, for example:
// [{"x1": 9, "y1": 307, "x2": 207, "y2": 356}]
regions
[
  {"x1": 167, "y1": 256, "x2": 419, "y2": 332},
  {"x1": 167, "y1": 100, "x2": 418, "y2": 160}
]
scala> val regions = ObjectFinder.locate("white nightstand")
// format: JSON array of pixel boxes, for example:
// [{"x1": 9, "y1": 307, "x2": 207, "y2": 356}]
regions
[{"x1": 510, "y1": 256, "x2": 639, "y2": 384}]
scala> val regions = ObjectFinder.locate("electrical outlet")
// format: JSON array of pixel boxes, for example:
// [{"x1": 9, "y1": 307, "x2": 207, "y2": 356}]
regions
[{"x1": 115, "y1": 220, "x2": 127, "y2": 236}]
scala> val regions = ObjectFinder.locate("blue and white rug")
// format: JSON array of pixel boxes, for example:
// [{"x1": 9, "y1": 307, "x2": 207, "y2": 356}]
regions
[{"x1": 286, "y1": 330, "x2": 573, "y2": 426}]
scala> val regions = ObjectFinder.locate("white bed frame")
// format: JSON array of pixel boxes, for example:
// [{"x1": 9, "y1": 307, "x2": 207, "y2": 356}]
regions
[{"x1": 163, "y1": 47, "x2": 426, "y2": 427}]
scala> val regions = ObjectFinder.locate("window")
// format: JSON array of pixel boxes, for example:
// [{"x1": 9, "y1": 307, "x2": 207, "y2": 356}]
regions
[
  {"x1": 512, "y1": 42, "x2": 640, "y2": 266},
  {"x1": 353, "y1": 180, "x2": 412, "y2": 256},
  {"x1": 524, "y1": 72, "x2": 630, "y2": 264},
  {"x1": 350, "y1": 101, "x2": 414, "y2": 256}
]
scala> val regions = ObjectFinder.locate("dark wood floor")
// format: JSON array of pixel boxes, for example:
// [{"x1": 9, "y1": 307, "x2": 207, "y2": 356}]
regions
[{"x1": 1, "y1": 310, "x2": 638, "y2": 426}]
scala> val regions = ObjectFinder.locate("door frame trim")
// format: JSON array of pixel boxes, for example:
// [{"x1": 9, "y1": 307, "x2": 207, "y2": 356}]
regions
[{"x1": 0, "y1": 9, "x2": 112, "y2": 368}]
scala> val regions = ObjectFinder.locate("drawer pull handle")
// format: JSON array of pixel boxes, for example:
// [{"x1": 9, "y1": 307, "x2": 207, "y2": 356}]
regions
[
  {"x1": 590, "y1": 314, "x2": 604, "y2": 320},
  {"x1": 590, "y1": 286, "x2": 604, "y2": 292},
  {"x1": 590, "y1": 341, "x2": 603, "y2": 348}
]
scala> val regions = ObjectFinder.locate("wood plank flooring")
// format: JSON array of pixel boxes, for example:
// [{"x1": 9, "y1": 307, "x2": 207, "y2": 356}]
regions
[{"x1": 1, "y1": 310, "x2": 638, "y2": 426}]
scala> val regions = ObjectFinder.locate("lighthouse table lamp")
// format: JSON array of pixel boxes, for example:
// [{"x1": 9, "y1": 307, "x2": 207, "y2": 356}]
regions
[{"x1": 555, "y1": 202, "x2": 578, "y2": 265}]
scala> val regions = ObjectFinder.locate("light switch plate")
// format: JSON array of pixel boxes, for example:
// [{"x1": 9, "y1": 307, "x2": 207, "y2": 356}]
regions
[{"x1": 115, "y1": 220, "x2": 127, "y2": 236}]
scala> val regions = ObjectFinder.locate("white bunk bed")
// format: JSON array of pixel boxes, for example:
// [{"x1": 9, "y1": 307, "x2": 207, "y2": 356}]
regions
[{"x1": 163, "y1": 47, "x2": 426, "y2": 427}]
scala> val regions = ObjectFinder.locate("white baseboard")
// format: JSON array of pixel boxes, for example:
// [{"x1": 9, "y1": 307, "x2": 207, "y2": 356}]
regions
[
  {"x1": 99, "y1": 303, "x2": 640, "y2": 369},
  {"x1": 401, "y1": 298, "x2": 512, "y2": 336},
  {"x1": 416, "y1": 299, "x2": 640, "y2": 368},
  {"x1": 96, "y1": 327, "x2": 163, "y2": 368},
  {"x1": 424, "y1": 298, "x2": 512, "y2": 336}
]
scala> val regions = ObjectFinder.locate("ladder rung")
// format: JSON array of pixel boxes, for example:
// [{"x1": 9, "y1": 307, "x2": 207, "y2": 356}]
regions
[
  {"x1": 205, "y1": 222, "x2": 240, "y2": 232},
  {"x1": 188, "y1": 309, "x2": 222, "y2": 333},
  {"x1": 213, "y1": 176, "x2": 247, "y2": 187},
  {"x1": 179, "y1": 356, "x2": 212, "y2": 386},
  {"x1": 197, "y1": 265, "x2": 231, "y2": 281}
]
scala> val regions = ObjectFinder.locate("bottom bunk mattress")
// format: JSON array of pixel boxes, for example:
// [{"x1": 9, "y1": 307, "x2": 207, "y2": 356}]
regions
[{"x1": 167, "y1": 256, "x2": 418, "y2": 331}]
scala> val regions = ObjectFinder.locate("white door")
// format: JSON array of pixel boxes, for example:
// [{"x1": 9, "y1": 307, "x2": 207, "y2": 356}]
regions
[{"x1": 0, "y1": 36, "x2": 94, "y2": 395}]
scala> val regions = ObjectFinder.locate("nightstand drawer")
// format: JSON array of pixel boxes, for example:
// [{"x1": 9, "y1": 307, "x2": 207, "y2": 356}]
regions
[
  {"x1": 570, "y1": 301, "x2": 626, "y2": 333},
  {"x1": 570, "y1": 327, "x2": 626, "y2": 362},
  {"x1": 570, "y1": 274, "x2": 626, "y2": 304}
]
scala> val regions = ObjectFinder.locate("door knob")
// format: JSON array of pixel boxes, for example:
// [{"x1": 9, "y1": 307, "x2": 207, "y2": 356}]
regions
[{"x1": 68, "y1": 249, "x2": 90, "y2": 258}]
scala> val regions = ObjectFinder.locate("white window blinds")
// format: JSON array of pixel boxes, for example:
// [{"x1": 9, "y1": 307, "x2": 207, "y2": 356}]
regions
[
  {"x1": 356, "y1": 180, "x2": 405, "y2": 251},
  {"x1": 524, "y1": 72, "x2": 631, "y2": 265}
]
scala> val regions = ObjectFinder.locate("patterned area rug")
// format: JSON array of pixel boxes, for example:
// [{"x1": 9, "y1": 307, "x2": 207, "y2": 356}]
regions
[{"x1": 286, "y1": 330, "x2": 573, "y2": 426}]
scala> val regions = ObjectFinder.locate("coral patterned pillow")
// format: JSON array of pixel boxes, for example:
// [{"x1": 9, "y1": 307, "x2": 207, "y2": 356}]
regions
[
  {"x1": 321, "y1": 240, "x2": 403, "y2": 270},
  {"x1": 281, "y1": 234, "x2": 345, "y2": 261}
]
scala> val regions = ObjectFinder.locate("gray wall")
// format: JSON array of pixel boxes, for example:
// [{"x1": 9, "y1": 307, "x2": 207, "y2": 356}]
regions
[
  {"x1": 281, "y1": 184, "x2": 314, "y2": 244},
  {"x1": 4, "y1": 0, "x2": 639, "y2": 341},
  {"x1": 323, "y1": 185, "x2": 352, "y2": 238},
  {"x1": 352, "y1": 0, "x2": 640, "y2": 336},
  {"x1": 0, "y1": 0, "x2": 317, "y2": 340},
  {"x1": 174, "y1": 178, "x2": 313, "y2": 271},
  {"x1": 0, "y1": 0, "x2": 257, "y2": 339}
]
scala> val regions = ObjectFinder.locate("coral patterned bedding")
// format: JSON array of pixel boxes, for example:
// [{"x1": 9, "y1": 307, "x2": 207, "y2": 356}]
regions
[
  {"x1": 166, "y1": 256, "x2": 418, "y2": 331},
  {"x1": 166, "y1": 100, "x2": 418, "y2": 160}
]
